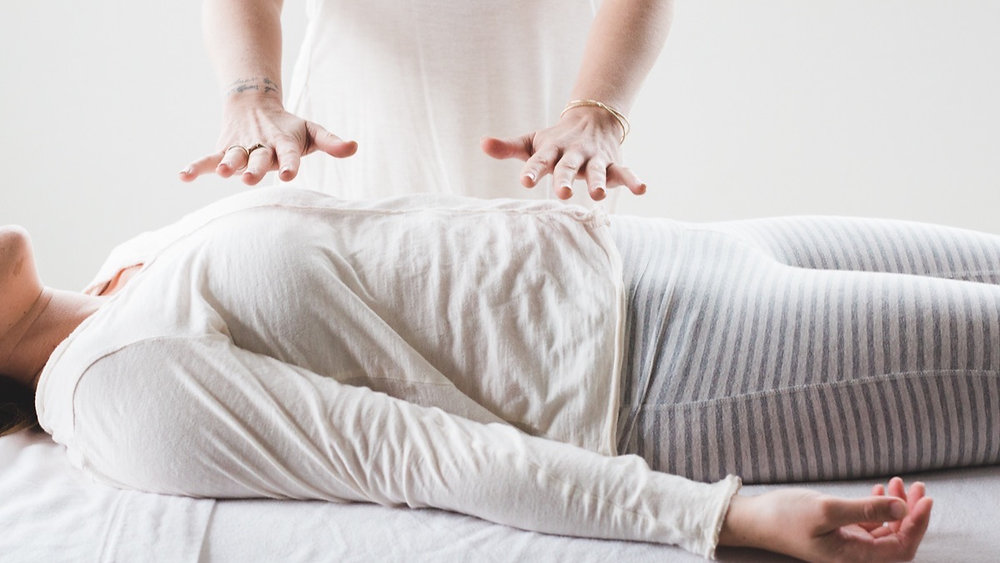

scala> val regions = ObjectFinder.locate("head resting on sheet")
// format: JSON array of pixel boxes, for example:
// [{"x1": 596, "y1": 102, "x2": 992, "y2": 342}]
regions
[
  {"x1": 1, "y1": 225, "x2": 110, "y2": 437},
  {"x1": 0, "y1": 225, "x2": 42, "y2": 436}
]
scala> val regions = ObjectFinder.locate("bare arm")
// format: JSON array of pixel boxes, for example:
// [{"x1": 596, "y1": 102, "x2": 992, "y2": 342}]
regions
[
  {"x1": 570, "y1": 0, "x2": 672, "y2": 113},
  {"x1": 202, "y1": 0, "x2": 284, "y2": 98},
  {"x1": 482, "y1": 0, "x2": 673, "y2": 200},
  {"x1": 180, "y1": 0, "x2": 356, "y2": 185}
]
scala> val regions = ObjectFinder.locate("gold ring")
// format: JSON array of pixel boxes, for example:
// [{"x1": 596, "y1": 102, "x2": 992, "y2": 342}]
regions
[
  {"x1": 247, "y1": 142, "x2": 269, "y2": 155},
  {"x1": 226, "y1": 144, "x2": 251, "y2": 160}
]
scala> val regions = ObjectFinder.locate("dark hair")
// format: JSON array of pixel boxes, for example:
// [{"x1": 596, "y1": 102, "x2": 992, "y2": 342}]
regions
[{"x1": 0, "y1": 375, "x2": 39, "y2": 437}]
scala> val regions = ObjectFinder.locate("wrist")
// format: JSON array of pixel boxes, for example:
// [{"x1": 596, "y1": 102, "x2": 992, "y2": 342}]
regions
[
  {"x1": 560, "y1": 100, "x2": 629, "y2": 144},
  {"x1": 717, "y1": 494, "x2": 760, "y2": 549},
  {"x1": 222, "y1": 77, "x2": 283, "y2": 107}
]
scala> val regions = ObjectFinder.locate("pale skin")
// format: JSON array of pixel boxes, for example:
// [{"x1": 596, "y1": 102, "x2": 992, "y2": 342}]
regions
[
  {"x1": 0, "y1": 224, "x2": 934, "y2": 561},
  {"x1": 179, "y1": 0, "x2": 668, "y2": 200}
]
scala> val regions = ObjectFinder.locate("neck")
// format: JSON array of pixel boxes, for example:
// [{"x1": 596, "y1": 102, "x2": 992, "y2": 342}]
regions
[{"x1": 4, "y1": 288, "x2": 104, "y2": 390}]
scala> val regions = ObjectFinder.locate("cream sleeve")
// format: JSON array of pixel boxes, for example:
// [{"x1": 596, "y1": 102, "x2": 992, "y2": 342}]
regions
[{"x1": 70, "y1": 335, "x2": 740, "y2": 559}]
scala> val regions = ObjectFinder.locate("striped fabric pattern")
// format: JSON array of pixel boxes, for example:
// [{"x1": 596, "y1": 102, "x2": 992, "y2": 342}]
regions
[{"x1": 610, "y1": 216, "x2": 1000, "y2": 484}]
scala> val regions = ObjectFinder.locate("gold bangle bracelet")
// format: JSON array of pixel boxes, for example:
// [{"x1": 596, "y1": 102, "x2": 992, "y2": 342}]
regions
[{"x1": 560, "y1": 99, "x2": 630, "y2": 144}]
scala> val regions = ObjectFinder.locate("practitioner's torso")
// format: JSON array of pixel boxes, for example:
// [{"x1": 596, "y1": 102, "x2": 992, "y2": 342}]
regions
[{"x1": 286, "y1": 0, "x2": 604, "y2": 204}]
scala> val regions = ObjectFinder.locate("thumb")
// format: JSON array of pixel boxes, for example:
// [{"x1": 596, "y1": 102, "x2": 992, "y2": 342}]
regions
[
  {"x1": 481, "y1": 134, "x2": 533, "y2": 161},
  {"x1": 826, "y1": 496, "x2": 908, "y2": 527},
  {"x1": 305, "y1": 122, "x2": 358, "y2": 158}
]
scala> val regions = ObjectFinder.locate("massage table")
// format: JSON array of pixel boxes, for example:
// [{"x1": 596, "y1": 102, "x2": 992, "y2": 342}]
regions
[{"x1": 2, "y1": 428, "x2": 997, "y2": 562}]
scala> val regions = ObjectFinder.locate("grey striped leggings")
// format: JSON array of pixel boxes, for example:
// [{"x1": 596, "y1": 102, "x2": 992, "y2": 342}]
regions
[{"x1": 611, "y1": 215, "x2": 1000, "y2": 485}]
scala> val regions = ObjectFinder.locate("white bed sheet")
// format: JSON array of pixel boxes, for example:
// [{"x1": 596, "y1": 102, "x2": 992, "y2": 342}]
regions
[{"x1": 2, "y1": 429, "x2": 998, "y2": 562}]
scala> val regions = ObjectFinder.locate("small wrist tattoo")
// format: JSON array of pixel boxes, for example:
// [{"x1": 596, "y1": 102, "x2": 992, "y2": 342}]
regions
[{"x1": 225, "y1": 77, "x2": 281, "y2": 97}]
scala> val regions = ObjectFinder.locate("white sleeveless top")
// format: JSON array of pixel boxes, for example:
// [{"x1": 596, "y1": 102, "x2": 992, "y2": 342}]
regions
[{"x1": 285, "y1": 0, "x2": 609, "y2": 205}]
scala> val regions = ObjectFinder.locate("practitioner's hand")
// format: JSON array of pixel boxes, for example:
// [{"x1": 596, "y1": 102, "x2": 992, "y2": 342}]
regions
[
  {"x1": 719, "y1": 477, "x2": 933, "y2": 562},
  {"x1": 481, "y1": 106, "x2": 646, "y2": 202},
  {"x1": 179, "y1": 94, "x2": 358, "y2": 186}
]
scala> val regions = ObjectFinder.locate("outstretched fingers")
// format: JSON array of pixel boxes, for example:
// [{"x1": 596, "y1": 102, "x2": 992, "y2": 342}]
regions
[
  {"x1": 179, "y1": 145, "x2": 251, "y2": 181},
  {"x1": 552, "y1": 152, "x2": 584, "y2": 199},
  {"x1": 179, "y1": 151, "x2": 226, "y2": 182},
  {"x1": 584, "y1": 160, "x2": 608, "y2": 201},
  {"x1": 607, "y1": 163, "x2": 646, "y2": 195},
  {"x1": 274, "y1": 136, "x2": 303, "y2": 182},
  {"x1": 182, "y1": 101, "x2": 360, "y2": 185},
  {"x1": 306, "y1": 121, "x2": 358, "y2": 159},
  {"x1": 217, "y1": 145, "x2": 250, "y2": 178},
  {"x1": 521, "y1": 146, "x2": 561, "y2": 191},
  {"x1": 242, "y1": 145, "x2": 275, "y2": 186},
  {"x1": 481, "y1": 135, "x2": 533, "y2": 162}
]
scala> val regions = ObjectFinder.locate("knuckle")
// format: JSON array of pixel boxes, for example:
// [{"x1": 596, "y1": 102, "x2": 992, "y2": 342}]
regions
[
  {"x1": 556, "y1": 156, "x2": 584, "y2": 170},
  {"x1": 531, "y1": 156, "x2": 553, "y2": 168},
  {"x1": 862, "y1": 502, "x2": 880, "y2": 523},
  {"x1": 586, "y1": 160, "x2": 607, "y2": 173},
  {"x1": 274, "y1": 134, "x2": 300, "y2": 151},
  {"x1": 276, "y1": 144, "x2": 300, "y2": 158},
  {"x1": 817, "y1": 497, "x2": 839, "y2": 520},
  {"x1": 252, "y1": 150, "x2": 274, "y2": 163}
]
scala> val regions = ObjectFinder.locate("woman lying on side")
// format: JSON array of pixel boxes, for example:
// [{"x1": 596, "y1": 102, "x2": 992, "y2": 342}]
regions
[{"x1": 14, "y1": 185, "x2": 999, "y2": 561}]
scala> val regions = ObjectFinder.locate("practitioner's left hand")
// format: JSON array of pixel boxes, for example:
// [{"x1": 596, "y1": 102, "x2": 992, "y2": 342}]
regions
[
  {"x1": 481, "y1": 106, "x2": 646, "y2": 202},
  {"x1": 719, "y1": 476, "x2": 933, "y2": 562}
]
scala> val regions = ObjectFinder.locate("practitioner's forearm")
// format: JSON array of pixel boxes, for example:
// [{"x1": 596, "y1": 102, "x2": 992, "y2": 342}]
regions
[
  {"x1": 185, "y1": 0, "x2": 355, "y2": 183},
  {"x1": 569, "y1": 0, "x2": 673, "y2": 113},
  {"x1": 202, "y1": 0, "x2": 285, "y2": 102}
]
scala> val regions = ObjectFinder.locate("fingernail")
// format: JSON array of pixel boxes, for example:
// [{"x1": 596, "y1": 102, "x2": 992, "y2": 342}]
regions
[
  {"x1": 890, "y1": 502, "x2": 907, "y2": 520},
  {"x1": 595, "y1": 186, "x2": 606, "y2": 198},
  {"x1": 525, "y1": 172, "x2": 536, "y2": 182},
  {"x1": 179, "y1": 167, "x2": 191, "y2": 175},
  {"x1": 637, "y1": 183, "x2": 647, "y2": 194}
]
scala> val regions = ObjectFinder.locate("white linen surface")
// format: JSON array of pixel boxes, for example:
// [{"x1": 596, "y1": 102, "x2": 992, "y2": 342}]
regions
[
  {"x1": 3, "y1": 429, "x2": 998, "y2": 562},
  {"x1": 0, "y1": 430, "x2": 212, "y2": 562}
]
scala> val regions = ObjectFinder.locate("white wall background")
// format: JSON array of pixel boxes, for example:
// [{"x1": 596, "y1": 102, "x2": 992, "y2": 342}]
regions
[{"x1": 2, "y1": 1, "x2": 998, "y2": 290}]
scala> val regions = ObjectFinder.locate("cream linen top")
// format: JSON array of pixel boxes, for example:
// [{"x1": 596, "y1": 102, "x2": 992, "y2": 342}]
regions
[{"x1": 36, "y1": 188, "x2": 738, "y2": 558}]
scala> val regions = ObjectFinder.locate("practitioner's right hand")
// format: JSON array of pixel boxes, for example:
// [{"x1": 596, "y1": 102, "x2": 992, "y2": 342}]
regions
[
  {"x1": 719, "y1": 476, "x2": 933, "y2": 562},
  {"x1": 179, "y1": 94, "x2": 357, "y2": 186}
]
